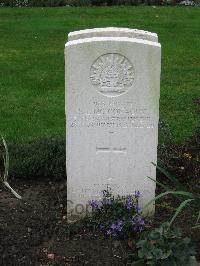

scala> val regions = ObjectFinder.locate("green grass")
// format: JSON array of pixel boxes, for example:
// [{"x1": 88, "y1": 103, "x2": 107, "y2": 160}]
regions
[{"x1": 0, "y1": 6, "x2": 199, "y2": 143}]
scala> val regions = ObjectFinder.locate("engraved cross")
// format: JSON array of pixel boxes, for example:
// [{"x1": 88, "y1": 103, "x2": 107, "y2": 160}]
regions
[{"x1": 96, "y1": 131, "x2": 127, "y2": 181}]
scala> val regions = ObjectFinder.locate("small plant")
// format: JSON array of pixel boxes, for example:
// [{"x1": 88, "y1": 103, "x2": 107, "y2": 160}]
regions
[
  {"x1": 0, "y1": 137, "x2": 21, "y2": 199},
  {"x1": 135, "y1": 222, "x2": 197, "y2": 266},
  {"x1": 87, "y1": 190, "x2": 145, "y2": 239},
  {"x1": 143, "y1": 163, "x2": 200, "y2": 229}
]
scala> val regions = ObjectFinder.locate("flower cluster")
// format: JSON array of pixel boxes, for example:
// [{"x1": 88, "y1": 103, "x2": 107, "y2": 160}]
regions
[
  {"x1": 131, "y1": 216, "x2": 145, "y2": 232},
  {"x1": 87, "y1": 190, "x2": 145, "y2": 239},
  {"x1": 106, "y1": 220, "x2": 123, "y2": 236},
  {"x1": 124, "y1": 191, "x2": 141, "y2": 213},
  {"x1": 106, "y1": 216, "x2": 145, "y2": 237},
  {"x1": 124, "y1": 196, "x2": 133, "y2": 210}
]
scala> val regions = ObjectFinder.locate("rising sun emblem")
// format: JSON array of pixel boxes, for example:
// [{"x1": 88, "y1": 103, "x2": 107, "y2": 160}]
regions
[{"x1": 90, "y1": 53, "x2": 135, "y2": 97}]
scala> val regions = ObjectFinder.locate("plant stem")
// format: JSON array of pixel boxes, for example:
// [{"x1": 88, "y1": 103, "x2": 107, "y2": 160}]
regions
[{"x1": 3, "y1": 181, "x2": 22, "y2": 199}]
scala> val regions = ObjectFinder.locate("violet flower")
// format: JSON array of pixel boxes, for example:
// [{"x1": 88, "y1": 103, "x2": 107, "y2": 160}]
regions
[
  {"x1": 135, "y1": 191, "x2": 141, "y2": 199},
  {"x1": 124, "y1": 196, "x2": 133, "y2": 210},
  {"x1": 110, "y1": 223, "x2": 116, "y2": 230},
  {"x1": 116, "y1": 220, "x2": 123, "y2": 232},
  {"x1": 131, "y1": 216, "x2": 145, "y2": 232},
  {"x1": 135, "y1": 205, "x2": 141, "y2": 213},
  {"x1": 88, "y1": 200, "x2": 99, "y2": 209}
]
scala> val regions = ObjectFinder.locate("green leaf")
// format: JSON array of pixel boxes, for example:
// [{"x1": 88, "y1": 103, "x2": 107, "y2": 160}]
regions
[
  {"x1": 182, "y1": 237, "x2": 191, "y2": 245},
  {"x1": 142, "y1": 191, "x2": 194, "y2": 212},
  {"x1": 153, "y1": 162, "x2": 186, "y2": 191},
  {"x1": 138, "y1": 249, "x2": 145, "y2": 259},
  {"x1": 161, "y1": 250, "x2": 172, "y2": 259},
  {"x1": 147, "y1": 176, "x2": 171, "y2": 191},
  {"x1": 169, "y1": 198, "x2": 194, "y2": 227},
  {"x1": 146, "y1": 261, "x2": 154, "y2": 266},
  {"x1": 196, "y1": 210, "x2": 200, "y2": 224},
  {"x1": 132, "y1": 259, "x2": 146, "y2": 266},
  {"x1": 136, "y1": 240, "x2": 147, "y2": 248},
  {"x1": 149, "y1": 231, "x2": 160, "y2": 240},
  {"x1": 162, "y1": 257, "x2": 177, "y2": 266},
  {"x1": 188, "y1": 256, "x2": 198, "y2": 266},
  {"x1": 191, "y1": 224, "x2": 200, "y2": 229},
  {"x1": 152, "y1": 248, "x2": 163, "y2": 260},
  {"x1": 173, "y1": 227, "x2": 182, "y2": 237}
]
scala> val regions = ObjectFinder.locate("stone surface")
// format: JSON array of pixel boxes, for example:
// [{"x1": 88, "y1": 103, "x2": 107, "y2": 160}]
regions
[
  {"x1": 68, "y1": 27, "x2": 158, "y2": 42},
  {"x1": 65, "y1": 30, "x2": 161, "y2": 219}
]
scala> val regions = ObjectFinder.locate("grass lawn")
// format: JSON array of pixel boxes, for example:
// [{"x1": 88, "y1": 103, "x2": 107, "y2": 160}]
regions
[{"x1": 0, "y1": 6, "x2": 199, "y2": 143}]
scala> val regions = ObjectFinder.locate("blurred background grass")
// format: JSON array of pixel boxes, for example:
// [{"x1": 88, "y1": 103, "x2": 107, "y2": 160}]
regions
[{"x1": 0, "y1": 6, "x2": 199, "y2": 143}]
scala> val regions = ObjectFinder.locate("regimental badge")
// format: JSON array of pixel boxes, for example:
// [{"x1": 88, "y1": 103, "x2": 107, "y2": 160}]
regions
[{"x1": 90, "y1": 53, "x2": 135, "y2": 97}]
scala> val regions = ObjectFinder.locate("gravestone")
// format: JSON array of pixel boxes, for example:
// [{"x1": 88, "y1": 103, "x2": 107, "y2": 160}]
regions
[
  {"x1": 68, "y1": 27, "x2": 158, "y2": 42},
  {"x1": 65, "y1": 28, "x2": 161, "y2": 219}
]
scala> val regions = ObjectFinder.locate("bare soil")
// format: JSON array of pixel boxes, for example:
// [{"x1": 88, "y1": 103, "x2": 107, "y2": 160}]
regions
[
  {"x1": 0, "y1": 178, "x2": 130, "y2": 266},
  {"x1": 0, "y1": 131, "x2": 199, "y2": 265}
]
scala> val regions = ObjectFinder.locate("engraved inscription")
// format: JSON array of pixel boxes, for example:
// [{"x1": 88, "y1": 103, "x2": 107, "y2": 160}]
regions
[
  {"x1": 70, "y1": 114, "x2": 153, "y2": 129},
  {"x1": 70, "y1": 100, "x2": 154, "y2": 129},
  {"x1": 90, "y1": 53, "x2": 134, "y2": 97},
  {"x1": 78, "y1": 186, "x2": 152, "y2": 199}
]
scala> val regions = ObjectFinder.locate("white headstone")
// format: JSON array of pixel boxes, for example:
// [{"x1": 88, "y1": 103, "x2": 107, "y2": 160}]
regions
[
  {"x1": 68, "y1": 27, "x2": 158, "y2": 42},
  {"x1": 65, "y1": 28, "x2": 161, "y2": 220}
]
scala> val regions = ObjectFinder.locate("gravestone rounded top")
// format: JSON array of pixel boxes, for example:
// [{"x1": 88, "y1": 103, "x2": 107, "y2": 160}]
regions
[{"x1": 68, "y1": 27, "x2": 158, "y2": 43}]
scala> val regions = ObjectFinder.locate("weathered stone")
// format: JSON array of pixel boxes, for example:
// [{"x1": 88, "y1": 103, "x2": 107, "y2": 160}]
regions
[{"x1": 65, "y1": 29, "x2": 161, "y2": 219}]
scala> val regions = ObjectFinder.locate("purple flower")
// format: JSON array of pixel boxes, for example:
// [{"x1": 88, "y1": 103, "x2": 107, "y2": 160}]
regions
[
  {"x1": 124, "y1": 196, "x2": 133, "y2": 210},
  {"x1": 131, "y1": 216, "x2": 145, "y2": 232},
  {"x1": 116, "y1": 220, "x2": 123, "y2": 232},
  {"x1": 135, "y1": 205, "x2": 141, "y2": 213},
  {"x1": 135, "y1": 216, "x2": 145, "y2": 225},
  {"x1": 88, "y1": 200, "x2": 99, "y2": 209},
  {"x1": 109, "y1": 220, "x2": 123, "y2": 234},
  {"x1": 135, "y1": 191, "x2": 141, "y2": 199},
  {"x1": 110, "y1": 223, "x2": 116, "y2": 230}
]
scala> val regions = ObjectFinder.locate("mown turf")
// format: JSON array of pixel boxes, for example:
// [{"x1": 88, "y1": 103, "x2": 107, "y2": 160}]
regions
[{"x1": 0, "y1": 6, "x2": 199, "y2": 143}]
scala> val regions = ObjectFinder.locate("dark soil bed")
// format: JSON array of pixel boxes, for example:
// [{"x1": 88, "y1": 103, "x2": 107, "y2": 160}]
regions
[
  {"x1": 0, "y1": 131, "x2": 199, "y2": 265},
  {"x1": 0, "y1": 176, "x2": 200, "y2": 266},
  {"x1": 0, "y1": 178, "x2": 130, "y2": 265}
]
